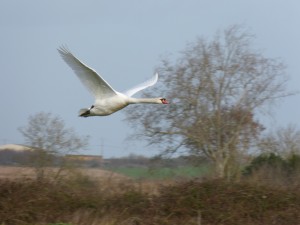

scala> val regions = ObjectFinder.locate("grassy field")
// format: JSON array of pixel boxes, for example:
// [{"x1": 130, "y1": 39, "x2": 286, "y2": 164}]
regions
[
  {"x1": 0, "y1": 165, "x2": 211, "y2": 181},
  {"x1": 109, "y1": 165, "x2": 211, "y2": 179}
]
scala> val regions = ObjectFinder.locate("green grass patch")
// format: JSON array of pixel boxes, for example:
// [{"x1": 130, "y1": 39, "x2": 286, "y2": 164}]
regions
[{"x1": 110, "y1": 165, "x2": 210, "y2": 179}]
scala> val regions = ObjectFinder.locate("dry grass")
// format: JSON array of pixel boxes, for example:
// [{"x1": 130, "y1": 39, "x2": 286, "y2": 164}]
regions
[
  {"x1": 0, "y1": 177, "x2": 299, "y2": 225},
  {"x1": 0, "y1": 166, "x2": 128, "y2": 181},
  {"x1": 0, "y1": 166, "x2": 299, "y2": 225}
]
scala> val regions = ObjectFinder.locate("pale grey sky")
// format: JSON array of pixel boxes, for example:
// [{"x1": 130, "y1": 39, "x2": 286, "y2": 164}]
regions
[{"x1": 1, "y1": 1, "x2": 299, "y2": 158}]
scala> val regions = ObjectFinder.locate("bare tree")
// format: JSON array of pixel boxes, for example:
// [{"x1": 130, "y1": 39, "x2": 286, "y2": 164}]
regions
[
  {"x1": 125, "y1": 25, "x2": 291, "y2": 178},
  {"x1": 258, "y1": 124, "x2": 300, "y2": 157},
  {"x1": 19, "y1": 112, "x2": 89, "y2": 180}
]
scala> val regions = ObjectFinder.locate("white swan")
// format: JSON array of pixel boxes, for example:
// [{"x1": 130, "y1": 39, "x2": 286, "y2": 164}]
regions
[{"x1": 58, "y1": 47, "x2": 168, "y2": 117}]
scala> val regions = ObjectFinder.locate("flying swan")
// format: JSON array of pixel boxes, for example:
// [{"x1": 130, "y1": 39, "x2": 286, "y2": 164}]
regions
[{"x1": 58, "y1": 47, "x2": 168, "y2": 117}]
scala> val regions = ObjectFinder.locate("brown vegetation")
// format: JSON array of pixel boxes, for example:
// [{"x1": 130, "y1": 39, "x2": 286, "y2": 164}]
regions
[{"x1": 0, "y1": 171, "x2": 299, "y2": 225}]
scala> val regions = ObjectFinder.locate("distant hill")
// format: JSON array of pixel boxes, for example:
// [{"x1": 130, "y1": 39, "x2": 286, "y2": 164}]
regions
[{"x1": 0, "y1": 144, "x2": 33, "y2": 152}]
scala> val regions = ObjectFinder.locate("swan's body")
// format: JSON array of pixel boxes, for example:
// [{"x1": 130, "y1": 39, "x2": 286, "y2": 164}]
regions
[{"x1": 58, "y1": 47, "x2": 168, "y2": 117}]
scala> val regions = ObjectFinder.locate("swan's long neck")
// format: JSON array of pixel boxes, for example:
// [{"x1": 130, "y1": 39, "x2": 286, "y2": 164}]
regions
[{"x1": 128, "y1": 97, "x2": 161, "y2": 104}]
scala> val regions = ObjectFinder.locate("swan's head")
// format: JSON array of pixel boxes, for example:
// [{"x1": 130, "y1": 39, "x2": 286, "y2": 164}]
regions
[{"x1": 160, "y1": 98, "x2": 168, "y2": 104}]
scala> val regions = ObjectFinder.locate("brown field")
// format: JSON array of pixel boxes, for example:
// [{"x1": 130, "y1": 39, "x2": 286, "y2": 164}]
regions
[
  {"x1": 0, "y1": 166, "x2": 128, "y2": 181},
  {"x1": 0, "y1": 166, "x2": 169, "y2": 195}
]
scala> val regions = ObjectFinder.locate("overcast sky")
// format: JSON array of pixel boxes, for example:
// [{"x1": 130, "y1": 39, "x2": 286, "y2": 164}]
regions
[{"x1": 1, "y1": 1, "x2": 299, "y2": 158}]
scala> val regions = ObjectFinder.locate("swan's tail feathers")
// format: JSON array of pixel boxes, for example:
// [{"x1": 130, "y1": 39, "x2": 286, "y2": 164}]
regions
[{"x1": 79, "y1": 108, "x2": 90, "y2": 117}]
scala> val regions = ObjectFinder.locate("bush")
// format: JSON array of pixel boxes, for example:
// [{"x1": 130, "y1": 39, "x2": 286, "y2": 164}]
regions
[
  {"x1": 0, "y1": 177, "x2": 299, "y2": 225},
  {"x1": 149, "y1": 179, "x2": 300, "y2": 225},
  {"x1": 243, "y1": 153, "x2": 287, "y2": 176},
  {"x1": 243, "y1": 153, "x2": 300, "y2": 188}
]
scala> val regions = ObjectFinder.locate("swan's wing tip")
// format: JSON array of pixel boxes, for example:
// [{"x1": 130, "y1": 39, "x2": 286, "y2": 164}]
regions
[
  {"x1": 154, "y1": 72, "x2": 159, "y2": 82},
  {"x1": 57, "y1": 45, "x2": 71, "y2": 55},
  {"x1": 123, "y1": 72, "x2": 159, "y2": 97}
]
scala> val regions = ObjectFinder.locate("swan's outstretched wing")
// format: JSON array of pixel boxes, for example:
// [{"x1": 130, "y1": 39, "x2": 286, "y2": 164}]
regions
[
  {"x1": 58, "y1": 46, "x2": 117, "y2": 99},
  {"x1": 123, "y1": 73, "x2": 158, "y2": 97}
]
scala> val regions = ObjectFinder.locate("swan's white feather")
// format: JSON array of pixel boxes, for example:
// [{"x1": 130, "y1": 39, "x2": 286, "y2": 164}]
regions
[
  {"x1": 123, "y1": 73, "x2": 158, "y2": 97},
  {"x1": 58, "y1": 46, "x2": 117, "y2": 99}
]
